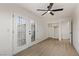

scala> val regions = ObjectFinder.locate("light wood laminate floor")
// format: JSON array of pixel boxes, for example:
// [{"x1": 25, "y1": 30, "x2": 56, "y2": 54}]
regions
[{"x1": 16, "y1": 38, "x2": 78, "y2": 56}]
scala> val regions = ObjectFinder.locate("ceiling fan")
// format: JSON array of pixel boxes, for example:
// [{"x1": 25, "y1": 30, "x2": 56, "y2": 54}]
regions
[{"x1": 37, "y1": 3, "x2": 63, "y2": 16}]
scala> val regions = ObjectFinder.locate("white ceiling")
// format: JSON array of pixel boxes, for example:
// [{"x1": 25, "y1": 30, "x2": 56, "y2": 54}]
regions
[{"x1": 17, "y1": 3, "x2": 77, "y2": 19}]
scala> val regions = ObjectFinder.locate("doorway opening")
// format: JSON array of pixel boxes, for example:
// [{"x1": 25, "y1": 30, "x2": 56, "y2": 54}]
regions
[{"x1": 47, "y1": 20, "x2": 72, "y2": 44}]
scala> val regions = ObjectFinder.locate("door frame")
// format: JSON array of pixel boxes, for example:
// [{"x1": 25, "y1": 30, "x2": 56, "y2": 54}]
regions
[
  {"x1": 12, "y1": 13, "x2": 28, "y2": 55},
  {"x1": 69, "y1": 19, "x2": 73, "y2": 45}
]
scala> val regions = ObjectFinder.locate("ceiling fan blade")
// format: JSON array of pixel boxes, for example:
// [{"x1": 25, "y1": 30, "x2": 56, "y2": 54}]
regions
[
  {"x1": 41, "y1": 11, "x2": 48, "y2": 16},
  {"x1": 52, "y1": 8, "x2": 63, "y2": 11},
  {"x1": 47, "y1": 3, "x2": 54, "y2": 10},
  {"x1": 37, "y1": 9, "x2": 48, "y2": 11},
  {"x1": 50, "y1": 12, "x2": 54, "y2": 15}
]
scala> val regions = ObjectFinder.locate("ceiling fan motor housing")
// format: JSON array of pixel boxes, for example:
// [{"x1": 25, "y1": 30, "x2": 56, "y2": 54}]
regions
[{"x1": 47, "y1": 6, "x2": 50, "y2": 8}]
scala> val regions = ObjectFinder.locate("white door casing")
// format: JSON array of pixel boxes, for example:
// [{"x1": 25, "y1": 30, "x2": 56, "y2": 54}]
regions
[
  {"x1": 13, "y1": 13, "x2": 28, "y2": 55},
  {"x1": 12, "y1": 13, "x2": 35, "y2": 55}
]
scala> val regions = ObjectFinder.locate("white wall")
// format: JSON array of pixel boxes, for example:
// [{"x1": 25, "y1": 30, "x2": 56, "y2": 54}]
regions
[
  {"x1": 0, "y1": 4, "x2": 47, "y2": 55},
  {"x1": 72, "y1": 4, "x2": 79, "y2": 54},
  {"x1": 0, "y1": 6, "x2": 12, "y2": 55}
]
